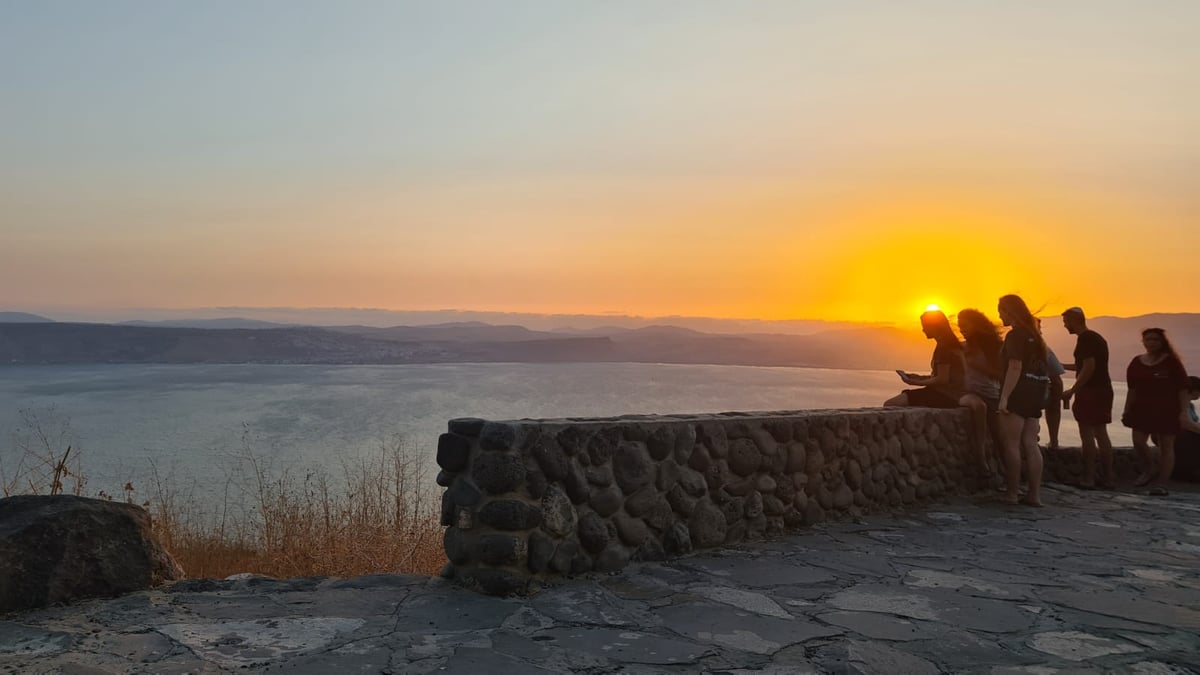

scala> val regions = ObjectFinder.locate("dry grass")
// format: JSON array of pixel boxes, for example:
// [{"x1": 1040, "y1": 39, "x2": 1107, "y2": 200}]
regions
[{"x1": 3, "y1": 409, "x2": 446, "y2": 579}]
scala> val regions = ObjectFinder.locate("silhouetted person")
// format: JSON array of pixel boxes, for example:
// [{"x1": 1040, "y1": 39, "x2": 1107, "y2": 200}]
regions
[
  {"x1": 1123, "y1": 327, "x2": 1189, "y2": 496},
  {"x1": 1172, "y1": 376, "x2": 1200, "y2": 482},
  {"x1": 1060, "y1": 307, "x2": 1115, "y2": 488},
  {"x1": 957, "y1": 309, "x2": 1004, "y2": 475},
  {"x1": 885, "y1": 310, "x2": 965, "y2": 409},
  {"x1": 997, "y1": 294, "x2": 1049, "y2": 506}
]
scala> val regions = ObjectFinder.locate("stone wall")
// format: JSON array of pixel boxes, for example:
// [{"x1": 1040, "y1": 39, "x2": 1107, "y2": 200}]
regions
[{"x1": 436, "y1": 408, "x2": 984, "y2": 595}]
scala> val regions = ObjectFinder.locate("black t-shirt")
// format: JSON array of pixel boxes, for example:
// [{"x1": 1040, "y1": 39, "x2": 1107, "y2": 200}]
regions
[
  {"x1": 1073, "y1": 329, "x2": 1112, "y2": 391},
  {"x1": 1002, "y1": 326, "x2": 1046, "y2": 384},
  {"x1": 930, "y1": 340, "x2": 965, "y2": 397}
]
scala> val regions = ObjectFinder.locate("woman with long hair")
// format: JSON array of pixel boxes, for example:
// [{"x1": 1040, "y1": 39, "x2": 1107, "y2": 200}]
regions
[
  {"x1": 957, "y1": 309, "x2": 1004, "y2": 474},
  {"x1": 885, "y1": 310, "x2": 965, "y2": 409},
  {"x1": 996, "y1": 294, "x2": 1050, "y2": 506},
  {"x1": 1123, "y1": 327, "x2": 1189, "y2": 496}
]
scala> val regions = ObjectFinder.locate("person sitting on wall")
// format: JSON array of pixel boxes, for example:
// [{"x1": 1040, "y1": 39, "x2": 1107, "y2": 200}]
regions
[
  {"x1": 1170, "y1": 376, "x2": 1200, "y2": 482},
  {"x1": 956, "y1": 309, "x2": 1004, "y2": 475},
  {"x1": 886, "y1": 310, "x2": 966, "y2": 409}
]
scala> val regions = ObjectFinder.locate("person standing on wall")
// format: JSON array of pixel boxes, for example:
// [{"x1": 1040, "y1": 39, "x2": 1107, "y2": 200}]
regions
[{"x1": 1060, "y1": 307, "x2": 1115, "y2": 489}]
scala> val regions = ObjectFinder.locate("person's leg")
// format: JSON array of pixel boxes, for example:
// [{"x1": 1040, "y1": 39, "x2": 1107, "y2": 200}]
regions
[
  {"x1": 1079, "y1": 424, "x2": 1097, "y2": 487},
  {"x1": 1133, "y1": 429, "x2": 1154, "y2": 486},
  {"x1": 1046, "y1": 375, "x2": 1063, "y2": 448},
  {"x1": 996, "y1": 413, "x2": 1025, "y2": 504},
  {"x1": 959, "y1": 393, "x2": 990, "y2": 473},
  {"x1": 1153, "y1": 434, "x2": 1175, "y2": 491},
  {"x1": 1094, "y1": 424, "x2": 1115, "y2": 487},
  {"x1": 1021, "y1": 417, "x2": 1044, "y2": 506},
  {"x1": 884, "y1": 392, "x2": 910, "y2": 407}
]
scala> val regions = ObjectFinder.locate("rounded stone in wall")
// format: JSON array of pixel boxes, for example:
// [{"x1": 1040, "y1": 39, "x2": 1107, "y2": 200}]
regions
[
  {"x1": 613, "y1": 511, "x2": 650, "y2": 546},
  {"x1": 804, "y1": 500, "x2": 825, "y2": 525},
  {"x1": 688, "y1": 445, "x2": 712, "y2": 472},
  {"x1": 633, "y1": 538, "x2": 667, "y2": 562},
  {"x1": 478, "y1": 500, "x2": 543, "y2": 531},
  {"x1": 437, "y1": 433, "x2": 472, "y2": 472},
  {"x1": 722, "y1": 478, "x2": 754, "y2": 498},
  {"x1": 663, "y1": 522, "x2": 692, "y2": 555},
  {"x1": 673, "y1": 425, "x2": 697, "y2": 465},
  {"x1": 647, "y1": 426, "x2": 675, "y2": 461},
  {"x1": 541, "y1": 486, "x2": 578, "y2": 537},
  {"x1": 478, "y1": 534, "x2": 525, "y2": 566},
  {"x1": 443, "y1": 527, "x2": 474, "y2": 565},
  {"x1": 556, "y1": 426, "x2": 591, "y2": 456},
  {"x1": 728, "y1": 438, "x2": 760, "y2": 477},
  {"x1": 531, "y1": 436, "x2": 569, "y2": 481},
  {"x1": 595, "y1": 544, "x2": 631, "y2": 572},
  {"x1": 625, "y1": 485, "x2": 667, "y2": 518},
  {"x1": 587, "y1": 428, "x2": 622, "y2": 465},
  {"x1": 699, "y1": 423, "x2": 729, "y2": 458},
  {"x1": 614, "y1": 442, "x2": 655, "y2": 494},
  {"x1": 806, "y1": 447, "x2": 825, "y2": 474},
  {"x1": 745, "y1": 491, "x2": 764, "y2": 519},
  {"x1": 667, "y1": 484, "x2": 697, "y2": 516},
  {"x1": 585, "y1": 464, "x2": 614, "y2": 487},
  {"x1": 688, "y1": 500, "x2": 727, "y2": 548},
  {"x1": 577, "y1": 511, "x2": 609, "y2": 554},
  {"x1": 762, "y1": 494, "x2": 785, "y2": 516},
  {"x1": 678, "y1": 466, "x2": 707, "y2": 498},
  {"x1": 563, "y1": 463, "x2": 590, "y2": 505},
  {"x1": 479, "y1": 423, "x2": 517, "y2": 452},
  {"x1": 448, "y1": 417, "x2": 486, "y2": 437},
  {"x1": 472, "y1": 454, "x2": 526, "y2": 495},
  {"x1": 833, "y1": 483, "x2": 854, "y2": 509},
  {"x1": 656, "y1": 460, "x2": 682, "y2": 492},
  {"x1": 763, "y1": 419, "x2": 792, "y2": 443},
  {"x1": 845, "y1": 460, "x2": 863, "y2": 489},
  {"x1": 589, "y1": 485, "x2": 623, "y2": 518},
  {"x1": 755, "y1": 474, "x2": 777, "y2": 493},
  {"x1": 751, "y1": 428, "x2": 779, "y2": 455},
  {"x1": 527, "y1": 530, "x2": 556, "y2": 573}
]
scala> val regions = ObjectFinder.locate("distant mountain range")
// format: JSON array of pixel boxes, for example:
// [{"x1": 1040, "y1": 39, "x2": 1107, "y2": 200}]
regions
[{"x1": 1, "y1": 312, "x2": 1196, "y2": 378}]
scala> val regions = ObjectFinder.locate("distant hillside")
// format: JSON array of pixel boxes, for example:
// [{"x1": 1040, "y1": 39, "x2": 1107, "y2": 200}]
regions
[
  {"x1": 0, "y1": 312, "x2": 53, "y2": 323},
  {"x1": 1, "y1": 313, "x2": 1194, "y2": 375},
  {"x1": 120, "y1": 318, "x2": 291, "y2": 329}
]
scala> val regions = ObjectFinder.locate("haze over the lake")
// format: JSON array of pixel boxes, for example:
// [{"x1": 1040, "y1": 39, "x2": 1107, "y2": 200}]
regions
[{"x1": 3, "y1": 1, "x2": 1197, "y2": 324}]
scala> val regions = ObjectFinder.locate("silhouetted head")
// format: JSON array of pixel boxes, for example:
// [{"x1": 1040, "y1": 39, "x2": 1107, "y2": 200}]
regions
[
  {"x1": 997, "y1": 294, "x2": 1046, "y2": 358},
  {"x1": 1061, "y1": 306, "x2": 1086, "y2": 335},
  {"x1": 956, "y1": 309, "x2": 997, "y2": 341},
  {"x1": 920, "y1": 310, "x2": 960, "y2": 348},
  {"x1": 1141, "y1": 327, "x2": 1179, "y2": 362}
]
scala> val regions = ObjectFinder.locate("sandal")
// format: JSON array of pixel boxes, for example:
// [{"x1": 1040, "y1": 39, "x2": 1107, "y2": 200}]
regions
[
  {"x1": 1148, "y1": 485, "x2": 1169, "y2": 496},
  {"x1": 1134, "y1": 473, "x2": 1153, "y2": 487}
]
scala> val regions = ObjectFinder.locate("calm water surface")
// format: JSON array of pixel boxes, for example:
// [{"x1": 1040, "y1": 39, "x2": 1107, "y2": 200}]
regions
[{"x1": 0, "y1": 363, "x2": 1124, "y2": 494}]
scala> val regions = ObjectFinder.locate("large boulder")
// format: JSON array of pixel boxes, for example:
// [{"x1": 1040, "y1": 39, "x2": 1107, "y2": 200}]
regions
[{"x1": 0, "y1": 495, "x2": 183, "y2": 613}]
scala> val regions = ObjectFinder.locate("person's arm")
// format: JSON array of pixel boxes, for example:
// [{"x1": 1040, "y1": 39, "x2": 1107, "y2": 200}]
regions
[
  {"x1": 1183, "y1": 403, "x2": 1200, "y2": 434},
  {"x1": 1122, "y1": 360, "x2": 1136, "y2": 421},
  {"x1": 998, "y1": 359, "x2": 1022, "y2": 414},
  {"x1": 1179, "y1": 390, "x2": 1195, "y2": 430},
  {"x1": 1063, "y1": 357, "x2": 1095, "y2": 399},
  {"x1": 1063, "y1": 362, "x2": 1077, "y2": 372}
]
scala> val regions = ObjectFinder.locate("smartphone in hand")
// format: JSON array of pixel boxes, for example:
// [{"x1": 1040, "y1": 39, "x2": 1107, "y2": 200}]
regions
[{"x1": 896, "y1": 369, "x2": 910, "y2": 383}]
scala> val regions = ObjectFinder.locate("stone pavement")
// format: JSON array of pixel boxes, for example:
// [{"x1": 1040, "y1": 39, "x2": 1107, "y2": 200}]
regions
[{"x1": 2, "y1": 484, "x2": 1198, "y2": 674}]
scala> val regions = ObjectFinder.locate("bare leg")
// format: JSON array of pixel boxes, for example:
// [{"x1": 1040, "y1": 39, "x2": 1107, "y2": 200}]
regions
[
  {"x1": 1046, "y1": 375, "x2": 1063, "y2": 448},
  {"x1": 1079, "y1": 425, "x2": 1097, "y2": 487},
  {"x1": 959, "y1": 393, "x2": 990, "y2": 474},
  {"x1": 1154, "y1": 434, "x2": 1176, "y2": 487},
  {"x1": 1133, "y1": 429, "x2": 1154, "y2": 486},
  {"x1": 1021, "y1": 418, "x2": 1043, "y2": 506},
  {"x1": 996, "y1": 413, "x2": 1026, "y2": 504},
  {"x1": 1094, "y1": 424, "x2": 1115, "y2": 486},
  {"x1": 884, "y1": 393, "x2": 911, "y2": 407}
]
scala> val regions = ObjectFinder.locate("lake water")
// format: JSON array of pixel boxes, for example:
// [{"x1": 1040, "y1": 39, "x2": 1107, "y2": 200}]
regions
[{"x1": 0, "y1": 363, "x2": 1125, "y2": 495}]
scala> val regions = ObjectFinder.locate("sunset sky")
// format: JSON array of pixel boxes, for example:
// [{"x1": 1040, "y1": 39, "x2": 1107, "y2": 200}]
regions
[{"x1": 2, "y1": 1, "x2": 1197, "y2": 325}]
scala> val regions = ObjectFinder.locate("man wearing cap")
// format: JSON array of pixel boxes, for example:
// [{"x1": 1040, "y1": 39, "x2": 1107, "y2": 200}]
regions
[{"x1": 1061, "y1": 307, "x2": 1115, "y2": 488}]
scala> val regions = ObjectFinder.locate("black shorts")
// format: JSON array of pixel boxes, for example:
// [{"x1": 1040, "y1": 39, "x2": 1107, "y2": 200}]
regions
[
  {"x1": 905, "y1": 387, "x2": 961, "y2": 409},
  {"x1": 1007, "y1": 375, "x2": 1047, "y2": 419}
]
